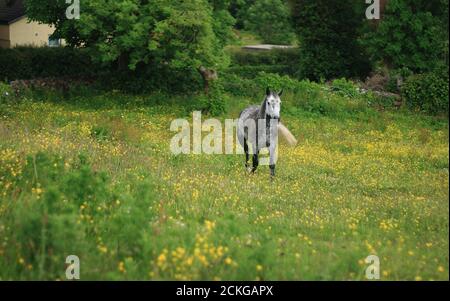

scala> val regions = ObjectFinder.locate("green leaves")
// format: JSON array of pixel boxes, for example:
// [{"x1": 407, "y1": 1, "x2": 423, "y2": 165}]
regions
[
  {"x1": 244, "y1": 0, "x2": 295, "y2": 44},
  {"x1": 290, "y1": 0, "x2": 371, "y2": 80},
  {"x1": 25, "y1": 0, "x2": 232, "y2": 72},
  {"x1": 362, "y1": 0, "x2": 448, "y2": 73},
  {"x1": 402, "y1": 69, "x2": 449, "y2": 115}
]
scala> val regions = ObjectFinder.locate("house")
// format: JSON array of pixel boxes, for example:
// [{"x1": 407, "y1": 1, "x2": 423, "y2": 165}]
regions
[{"x1": 0, "y1": 0, "x2": 61, "y2": 48}]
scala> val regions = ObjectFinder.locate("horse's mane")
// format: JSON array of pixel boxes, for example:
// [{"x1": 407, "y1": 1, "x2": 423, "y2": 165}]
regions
[{"x1": 258, "y1": 97, "x2": 267, "y2": 119}]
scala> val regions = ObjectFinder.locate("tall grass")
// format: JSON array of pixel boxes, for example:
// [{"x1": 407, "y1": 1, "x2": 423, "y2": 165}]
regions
[{"x1": 0, "y1": 84, "x2": 448, "y2": 280}]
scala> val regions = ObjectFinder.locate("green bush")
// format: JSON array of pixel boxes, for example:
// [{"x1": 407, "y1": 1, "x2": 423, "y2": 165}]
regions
[
  {"x1": 221, "y1": 71, "x2": 326, "y2": 105},
  {"x1": 99, "y1": 65, "x2": 203, "y2": 94},
  {"x1": 227, "y1": 48, "x2": 299, "y2": 78},
  {"x1": 0, "y1": 47, "x2": 203, "y2": 94},
  {"x1": 402, "y1": 70, "x2": 449, "y2": 115},
  {"x1": 229, "y1": 48, "x2": 299, "y2": 67},
  {"x1": 362, "y1": 0, "x2": 448, "y2": 73},
  {"x1": 330, "y1": 78, "x2": 359, "y2": 98},
  {"x1": 0, "y1": 82, "x2": 12, "y2": 102},
  {"x1": 0, "y1": 47, "x2": 95, "y2": 81},
  {"x1": 226, "y1": 65, "x2": 295, "y2": 78},
  {"x1": 255, "y1": 72, "x2": 298, "y2": 91},
  {"x1": 249, "y1": 72, "x2": 372, "y2": 118},
  {"x1": 290, "y1": 0, "x2": 371, "y2": 81},
  {"x1": 195, "y1": 81, "x2": 227, "y2": 116},
  {"x1": 221, "y1": 72, "x2": 295, "y2": 97},
  {"x1": 244, "y1": 0, "x2": 296, "y2": 44},
  {"x1": 220, "y1": 73, "x2": 259, "y2": 97},
  {"x1": 364, "y1": 91, "x2": 399, "y2": 110}
]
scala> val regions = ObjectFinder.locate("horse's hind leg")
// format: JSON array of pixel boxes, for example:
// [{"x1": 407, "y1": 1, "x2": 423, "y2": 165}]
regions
[
  {"x1": 251, "y1": 149, "x2": 259, "y2": 173},
  {"x1": 244, "y1": 138, "x2": 250, "y2": 169}
]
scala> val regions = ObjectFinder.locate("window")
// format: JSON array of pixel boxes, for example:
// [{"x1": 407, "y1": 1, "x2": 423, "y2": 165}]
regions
[{"x1": 48, "y1": 37, "x2": 61, "y2": 47}]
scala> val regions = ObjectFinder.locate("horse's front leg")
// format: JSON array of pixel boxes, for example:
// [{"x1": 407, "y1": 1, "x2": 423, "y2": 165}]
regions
[
  {"x1": 269, "y1": 144, "x2": 277, "y2": 178},
  {"x1": 251, "y1": 147, "x2": 259, "y2": 173}
]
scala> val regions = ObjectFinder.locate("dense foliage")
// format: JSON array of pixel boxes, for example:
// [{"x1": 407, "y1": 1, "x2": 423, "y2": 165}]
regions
[
  {"x1": 208, "y1": 0, "x2": 238, "y2": 48},
  {"x1": 0, "y1": 47, "x2": 94, "y2": 81},
  {"x1": 244, "y1": 0, "x2": 295, "y2": 44},
  {"x1": 3, "y1": 1, "x2": 446, "y2": 114},
  {"x1": 289, "y1": 0, "x2": 371, "y2": 81},
  {"x1": 362, "y1": 0, "x2": 449, "y2": 73},
  {"x1": 226, "y1": 48, "x2": 299, "y2": 78},
  {"x1": 0, "y1": 82, "x2": 12, "y2": 102},
  {"x1": 24, "y1": 0, "x2": 232, "y2": 72},
  {"x1": 402, "y1": 68, "x2": 449, "y2": 115},
  {"x1": 228, "y1": 0, "x2": 255, "y2": 29},
  {"x1": 0, "y1": 47, "x2": 202, "y2": 93}
]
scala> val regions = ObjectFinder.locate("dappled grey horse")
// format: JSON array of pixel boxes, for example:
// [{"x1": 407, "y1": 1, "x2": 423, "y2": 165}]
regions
[{"x1": 237, "y1": 88, "x2": 282, "y2": 177}]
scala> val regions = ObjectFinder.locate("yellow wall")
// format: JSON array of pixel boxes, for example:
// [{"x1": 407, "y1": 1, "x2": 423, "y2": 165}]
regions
[
  {"x1": 9, "y1": 17, "x2": 56, "y2": 48},
  {"x1": 0, "y1": 24, "x2": 10, "y2": 48}
]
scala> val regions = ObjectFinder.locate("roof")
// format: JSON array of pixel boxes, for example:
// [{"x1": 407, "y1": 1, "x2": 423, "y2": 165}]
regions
[{"x1": 0, "y1": 0, "x2": 25, "y2": 25}]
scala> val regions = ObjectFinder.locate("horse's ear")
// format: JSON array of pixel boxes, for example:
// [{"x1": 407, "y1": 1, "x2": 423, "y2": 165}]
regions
[
  {"x1": 266, "y1": 87, "x2": 271, "y2": 96},
  {"x1": 278, "y1": 89, "x2": 283, "y2": 96}
]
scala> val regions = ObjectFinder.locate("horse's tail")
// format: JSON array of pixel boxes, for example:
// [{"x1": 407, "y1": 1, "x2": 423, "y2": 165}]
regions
[{"x1": 278, "y1": 123, "x2": 298, "y2": 147}]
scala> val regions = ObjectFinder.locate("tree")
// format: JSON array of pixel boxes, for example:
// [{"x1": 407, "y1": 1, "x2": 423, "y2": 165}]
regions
[
  {"x1": 244, "y1": 0, "x2": 295, "y2": 44},
  {"x1": 228, "y1": 0, "x2": 255, "y2": 29},
  {"x1": 208, "y1": 0, "x2": 237, "y2": 47},
  {"x1": 290, "y1": 0, "x2": 370, "y2": 81},
  {"x1": 24, "y1": 0, "x2": 231, "y2": 72},
  {"x1": 362, "y1": 0, "x2": 449, "y2": 73}
]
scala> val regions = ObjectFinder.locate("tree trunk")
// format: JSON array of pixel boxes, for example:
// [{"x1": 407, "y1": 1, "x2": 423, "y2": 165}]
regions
[{"x1": 198, "y1": 66, "x2": 218, "y2": 95}]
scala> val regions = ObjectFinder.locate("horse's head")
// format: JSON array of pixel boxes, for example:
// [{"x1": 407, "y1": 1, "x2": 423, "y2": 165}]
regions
[{"x1": 264, "y1": 87, "x2": 283, "y2": 119}]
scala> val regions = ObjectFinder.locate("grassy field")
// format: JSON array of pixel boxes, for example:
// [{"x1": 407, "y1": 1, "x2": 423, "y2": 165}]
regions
[{"x1": 0, "y1": 86, "x2": 448, "y2": 280}]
